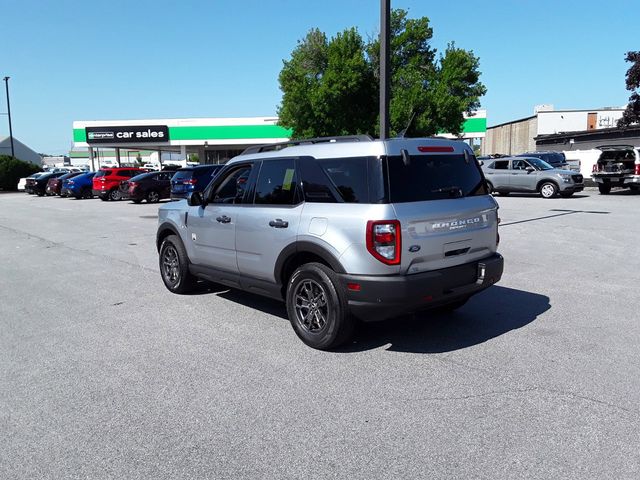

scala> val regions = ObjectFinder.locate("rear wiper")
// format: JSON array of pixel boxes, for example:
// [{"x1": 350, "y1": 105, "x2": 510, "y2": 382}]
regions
[{"x1": 431, "y1": 186, "x2": 463, "y2": 197}]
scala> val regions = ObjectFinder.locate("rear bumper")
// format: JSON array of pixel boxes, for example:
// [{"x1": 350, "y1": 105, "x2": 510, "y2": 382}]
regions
[
  {"x1": 339, "y1": 253, "x2": 504, "y2": 322},
  {"x1": 592, "y1": 175, "x2": 640, "y2": 186}
]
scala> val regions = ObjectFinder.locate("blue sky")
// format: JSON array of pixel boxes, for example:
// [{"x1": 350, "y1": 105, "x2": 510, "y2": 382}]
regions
[{"x1": 0, "y1": 0, "x2": 636, "y2": 154}]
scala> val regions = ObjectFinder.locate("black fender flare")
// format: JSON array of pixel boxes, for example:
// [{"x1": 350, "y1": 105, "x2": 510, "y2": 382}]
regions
[
  {"x1": 156, "y1": 222, "x2": 181, "y2": 251},
  {"x1": 274, "y1": 241, "x2": 346, "y2": 284}
]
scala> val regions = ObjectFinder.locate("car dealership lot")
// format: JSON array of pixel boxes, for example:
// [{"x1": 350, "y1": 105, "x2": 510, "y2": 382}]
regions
[{"x1": 1, "y1": 190, "x2": 639, "y2": 479}]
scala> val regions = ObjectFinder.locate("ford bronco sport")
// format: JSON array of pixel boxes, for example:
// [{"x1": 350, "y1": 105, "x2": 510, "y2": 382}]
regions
[{"x1": 156, "y1": 136, "x2": 503, "y2": 349}]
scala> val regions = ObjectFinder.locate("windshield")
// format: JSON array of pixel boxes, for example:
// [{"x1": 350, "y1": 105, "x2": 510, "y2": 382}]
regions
[
  {"x1": 386, "y1": 154, "x2": 488, "y2": 202},
  {"x1": 528, "y1": 158, "x2": 553, "y2": 170}
]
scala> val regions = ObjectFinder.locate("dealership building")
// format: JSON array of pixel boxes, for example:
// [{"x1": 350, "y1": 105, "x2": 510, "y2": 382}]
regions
[{"x1": 71, "y1": 111, "x2": 488, "y2": 169}]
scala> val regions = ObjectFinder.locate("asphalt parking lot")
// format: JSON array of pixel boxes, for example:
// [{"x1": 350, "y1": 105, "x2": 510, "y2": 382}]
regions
[{"x1": 1, "y1": 189, "x2": 639, "y2": 479}]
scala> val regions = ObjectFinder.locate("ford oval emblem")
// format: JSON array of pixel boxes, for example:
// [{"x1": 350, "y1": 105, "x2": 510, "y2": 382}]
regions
[{"x1": 409, "y1": 245, "x2": 421, "y2": 252}]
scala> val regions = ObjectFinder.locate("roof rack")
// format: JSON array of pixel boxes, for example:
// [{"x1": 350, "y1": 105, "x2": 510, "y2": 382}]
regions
[{"x1": 241, "y1": 134, "x2": 374, "y2": 155}]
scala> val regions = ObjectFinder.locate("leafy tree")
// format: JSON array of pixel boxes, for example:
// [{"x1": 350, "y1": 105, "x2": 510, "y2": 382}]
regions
[
  {"x1": 278, "y1": 28, "x2": 377, "y2": 138},
  {"x1": 277, "y1": 9, "x2": 486, "y2": 139},
  {"x1": 618, "y1": 51, "x2": 640, "y2": 127},
  {"x1": 0, "y1": 155, "x2": 41, "y2": 191}
]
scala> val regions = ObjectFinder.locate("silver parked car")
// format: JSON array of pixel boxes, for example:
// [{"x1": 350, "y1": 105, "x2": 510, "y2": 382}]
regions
[
  {"x1": 156, "y1": 136, "x2": 503, "y2": 349},
  {"x1": 482, "y1": 156, "x2": 584, "y2": 198}
]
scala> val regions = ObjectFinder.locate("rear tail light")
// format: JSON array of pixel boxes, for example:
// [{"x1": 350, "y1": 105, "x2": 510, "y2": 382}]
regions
[
  {"x1": 129, "y1": 182, "x2": 137, "y2": 187},
  {"x1": 592, "y1": 164, "x2": 600, "y2": 173},
  {"x1": 184, "y1": 178, "x2": 197, "y2": 185},
  {"x1": 366, "y1": 220, "x2": 401, "y2": 265},
  {"x1": 635, "y1": 164, "x2": 640, "y2": 175},
  {"x1": 68, "y1": 180, "x2": 74, "y2": 185}
]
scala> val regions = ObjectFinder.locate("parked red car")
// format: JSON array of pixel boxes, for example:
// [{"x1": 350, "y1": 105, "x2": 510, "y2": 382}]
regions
[
  {"x1": 92, "y1": 168, "x2": 145, "y2": 201},
  {"x1": 45, "y1": 171, "x2": 83, "y2": 196}
]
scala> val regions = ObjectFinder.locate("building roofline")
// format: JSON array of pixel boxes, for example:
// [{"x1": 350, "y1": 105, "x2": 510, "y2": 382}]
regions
[{"x1": 487, "y1": 115, "x2": 536, "y2": 129}]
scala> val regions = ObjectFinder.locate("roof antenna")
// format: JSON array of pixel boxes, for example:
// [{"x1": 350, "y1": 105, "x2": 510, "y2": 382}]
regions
[{"x1": 397, "y1": 111, "x2": 416, "y2": 138}]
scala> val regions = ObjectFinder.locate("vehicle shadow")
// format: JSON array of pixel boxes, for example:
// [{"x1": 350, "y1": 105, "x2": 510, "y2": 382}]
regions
[
  {"x1": 341, "y1": 285, "x2": 549, "y2": 354},
  {"x1": 189, "y1": 282, "x2": 549, "y2": 354},
  {"x1": 495, "y1": 193, "x2": 589, "y2": 199}
]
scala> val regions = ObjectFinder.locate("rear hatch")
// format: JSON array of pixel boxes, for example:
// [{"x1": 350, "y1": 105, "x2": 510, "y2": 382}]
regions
[
  {"x1": 595, "y1": 145, "x2": 637, "y2": 175},
  {"x1": 171, "y1": 168, "x2": 194, "y2": 193},
  {"x1": 385, "y1": 149, "x2": 499, "y2": 275}
]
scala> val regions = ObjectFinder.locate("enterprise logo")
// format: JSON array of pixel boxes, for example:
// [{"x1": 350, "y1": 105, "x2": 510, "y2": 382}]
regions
[{"x1": 87, "y1": 131, "x2": 114, "y2": 140}]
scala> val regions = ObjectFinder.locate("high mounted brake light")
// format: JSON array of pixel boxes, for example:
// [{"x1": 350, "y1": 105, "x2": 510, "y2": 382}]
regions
[
  {"x1": 418, "y1": 146, "x2": 454, "y2": 153},
  {"x1": 366, "y1": 220, "x2": 401, "y2": 265}
]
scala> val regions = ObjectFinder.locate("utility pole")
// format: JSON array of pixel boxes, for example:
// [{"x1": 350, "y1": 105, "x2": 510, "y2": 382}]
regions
[
  {"x1": 379, "y1": 0, "x2": 390, "y2": 140},
  {"x1": 3, "y1": 76, "x2": 15, "y2": 159}
]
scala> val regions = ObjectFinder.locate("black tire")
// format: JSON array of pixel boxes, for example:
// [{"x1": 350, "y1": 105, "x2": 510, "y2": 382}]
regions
[
  {"x1": 286, "y1": 262, "x2": 354, "y2": 350},
  {"x1": 99, "y1": 195, "x2": 109, "y2": 201},
  {"x1": 36, "y1": 190, "x2": 44, "y2": 197},
  {"x1": 146, "y1": 190, "x2": 160, "y2": 203},
  {"x1": 132, "y1": 198, "x2": 143, "y2": 204},
  {"x1": 108, "y1": 188, "x2": 122, "y2": 201},
  {"x1": 559, "y1": 192, "x2": 574, "y2": 198},
  {"x1": 82, "y1": 188, "x2": 93, "y2": 199},
  {"x1": 598, "y1": 184, "x2": 611, "y2": 195},
  {"x1": 485, "y1": 181, "x2": 494, "y2": 194},
  {"x1": 159, "y1": 235, "x2": 196, "y2": 294},
  {"x1": 539, "y1": 182, "x2": 558, "y2": 198}
]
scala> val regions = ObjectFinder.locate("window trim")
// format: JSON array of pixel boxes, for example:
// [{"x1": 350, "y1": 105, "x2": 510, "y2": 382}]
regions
[
  {"x1": 204, "y1": 162, "x2": 255, "y2": 206},
  {"x1": 250, "y1": 158, "x2": 303, "y2": 207}
]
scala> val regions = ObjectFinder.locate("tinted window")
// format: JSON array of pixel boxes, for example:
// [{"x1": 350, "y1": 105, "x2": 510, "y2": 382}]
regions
[
  {"x1": 387, "y1": 154, "x2": 487, "y2": 202},
  {"x1": 318, "y1": 157, "x2": 369, "y2": 203},
  {"x1": 210, "y1": 165, "x2": 252, "y2": 204},
  {"x1": 491, "y1": 161, "x2": 509, "y2": 169},
  {"x1": 299, "y1": 157, "x2": 339, "y2": 203},
  {"x1": 254, "y1": 159, "x2": 299, "y2": 205},
  {"x1": 512, "y1": 159, "x2": 530, "y2": 170},
  {"x1": 94, "y1": 170, "x2": 112, "y2": 178},
  {"x1": 172, "y1": 170, "x2": 193, "y2": 181},
  {"x1": 194, "y1": 165, "x2": 222, "y2": 181}
]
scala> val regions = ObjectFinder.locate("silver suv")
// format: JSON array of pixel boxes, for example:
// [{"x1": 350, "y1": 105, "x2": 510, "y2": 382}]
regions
[
  {"x1": 482, "y1": 156, "x2": 584, "y2": 198},
  {"x1": 156, "y1": 136, "x2": 503, "y2": 349}
]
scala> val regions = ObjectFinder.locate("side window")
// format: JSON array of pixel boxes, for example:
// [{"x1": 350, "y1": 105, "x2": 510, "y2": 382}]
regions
[
  {"x1": 210, "y1": 165, "x2": 252, "y2": 204},
  {"x1": 299, "y1": 157, "x2": 339, "y2": 203},
  {"x1": 254, "y1": 159, "x2": 299, "y2": 205},
  {"x1": 157, "y1": 172, "x2": 171, "y2": 181},
  {"x1": 492, "y1": 160, "x2": 509, "y2": 170},
  {"x1": 512, "y1": 160, "x2": 527, "y2": 170}
]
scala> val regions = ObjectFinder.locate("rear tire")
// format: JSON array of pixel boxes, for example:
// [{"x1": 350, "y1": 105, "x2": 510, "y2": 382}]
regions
[
  {"x1": 598, "y1": 184, "x2": 611, "y2": 195},
  {"x1": 540, "y1": 182, "x2": 558, "y2": 198},
  {"x1": 159, "y1": 235, "x2": 196, "y2": 294},
  {"x1": 146, "y1": 190, "x2": 160, "y2": 203},
  {"x1": 286, "y1": 262, "x2": 354, "y2": 350},
  {"x1": 82, "y1": 188, "x2": 93, "y2": 199},
  {"x1": 108, "y1": 188, "x2": 122, "y2": 201},
  {"x1": 99, "y1": 195, "x2": 109, "y2": 201}
]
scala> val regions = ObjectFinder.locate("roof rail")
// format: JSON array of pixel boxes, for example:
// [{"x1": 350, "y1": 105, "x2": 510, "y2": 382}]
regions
[{"x1": 241, "y1": 134, "x2": 374, "y2": 155}]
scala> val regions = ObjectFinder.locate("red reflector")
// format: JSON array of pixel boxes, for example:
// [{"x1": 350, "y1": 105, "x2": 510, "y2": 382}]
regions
[
  {"x1": 184, "y1": 179, "x2": 197, "y2": 185},
  {"x1": 347, "y1": 283, "x2": 361, "y2": 292},
  {"x1": 374, "y1": 232, "x2": 394, "y2": 243},
  {"x1": 635, "y1": 164, "x2": 640, "y2": 175},
  {"x1": 418, "y1": 146, "x2": 454, "y2": 153}
]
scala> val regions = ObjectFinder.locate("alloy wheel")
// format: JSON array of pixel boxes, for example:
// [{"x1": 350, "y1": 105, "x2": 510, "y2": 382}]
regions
[
  {"x1": 294, "y1": 279, "x2": 329, "y2": 333},
  {"x1": 161, "y1": 244, "x2": 180, "y2": 286}
]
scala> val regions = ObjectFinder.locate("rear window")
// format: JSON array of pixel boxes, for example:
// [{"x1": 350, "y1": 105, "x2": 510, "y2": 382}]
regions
[
  {"x1": 386, "y1": 154, "x2": 487, "y2": 202},
  {"x1": 95, "y1": 170, "x2": 112, "y2": 178},
  {"x1": 172, "y1": 170, "x2": 193, "y2": 181},
  {"x1": 194, "y1": 165, "x2": 222, "y2": 181}
]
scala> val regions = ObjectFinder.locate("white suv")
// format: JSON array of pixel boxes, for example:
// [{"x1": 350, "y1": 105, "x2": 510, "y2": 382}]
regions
[{"x1": 156, "y1": 136, "x2": 503, "y2": 349}]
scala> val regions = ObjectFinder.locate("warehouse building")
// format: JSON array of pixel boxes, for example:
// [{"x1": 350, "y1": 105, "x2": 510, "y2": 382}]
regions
[
  {"x1": 0, "y1": 136, "x2": 42, "y2": 165},
  {"x1": 483, "y1": 105, "x2": 625, "y2": 156}
]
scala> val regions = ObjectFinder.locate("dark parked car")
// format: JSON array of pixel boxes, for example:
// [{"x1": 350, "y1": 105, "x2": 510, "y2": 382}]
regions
[
  {"x1": 516, "y1": 151, "x2": 570, "y2": 170},
  {"x1": 170, "y1": 165, "x2": 223, "y2": 200},
  {"x1": 45, "y1": 171, "x2": 84, "y2": 196},
  {"x1": 31, "y1": 172, "x2": 68, "y2": 196},
  {"x1": 61, "y1": 172, "x2": 97, "y2": 199},
  {"x1": 24, "y1": 173, "x2": 45, "y2": 194},
  {"x1": 123, "y1": 171, "x2": 174, "y2": 203}
]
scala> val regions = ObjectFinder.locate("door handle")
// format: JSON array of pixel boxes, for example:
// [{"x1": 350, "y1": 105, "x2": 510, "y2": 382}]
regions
[
  {"x1": 269, "y1": 219, "x2": 289, "y2": 228},
  {"x1": 216, "y1": 215, "x2": 231, "y2": 224}
]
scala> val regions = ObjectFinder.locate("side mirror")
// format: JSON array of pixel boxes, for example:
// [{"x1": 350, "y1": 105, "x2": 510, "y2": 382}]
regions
[
  {"x1": 478, "y1": 160, "x2": 484, "y2": 166},
  {"x1": 526, "y1": 166, "x2": 535, "y2": 173},
  {"x1": 187, "y1": 191, "x2": 205, "y2": 207}
]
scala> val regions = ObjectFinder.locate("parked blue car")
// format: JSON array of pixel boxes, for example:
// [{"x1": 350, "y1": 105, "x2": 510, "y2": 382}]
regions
[
  {"x1": 61, "y1": 172, "x2": 97, "y2": 199},
  {"x1": 170, "y1": 165, "x2": 223, "y2": 200}
]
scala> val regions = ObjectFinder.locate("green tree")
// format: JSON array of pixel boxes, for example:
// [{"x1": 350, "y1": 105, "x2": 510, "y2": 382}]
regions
[
  {"x1": 277, "y1": 9, "x2": 486, "y2": 139},
  {"x1": 618, "y1": 51, "x2": 640, "y2": 127},
  {"x1": 277, "y1": 28, "x2": 377, "y2": 138},
  {"x1": 0, "y1": 156, "x2": 41, "y2": 191}
]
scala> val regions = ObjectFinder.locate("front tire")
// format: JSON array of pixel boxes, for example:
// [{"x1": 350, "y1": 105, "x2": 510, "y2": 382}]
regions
[
  {"x1": 159, "y1": 235, "x2": 196, "y2": 294},
  {"x1": 598, "y1": 184, "x2": 611, "y2": 195},
  {"x1": 540, "y1": 182, "x2": 558, "y2": 198},
  {"x1": 286, "y1": 262, "x2": 354, "y2": 350}
]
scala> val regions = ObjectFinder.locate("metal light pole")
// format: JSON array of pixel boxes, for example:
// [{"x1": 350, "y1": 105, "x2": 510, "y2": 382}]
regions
[
  {"x1": 379, "y1": 0, "x2": 390, "y2": 140},
  {"x1": 3, "y1": 76, "x2": 15, "y2": 159}
]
